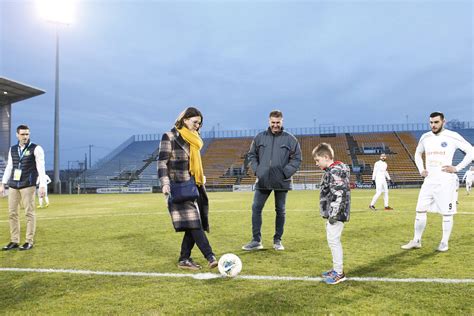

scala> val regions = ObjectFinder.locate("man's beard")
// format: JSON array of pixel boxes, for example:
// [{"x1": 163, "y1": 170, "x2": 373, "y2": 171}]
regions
[{"x1": 432, "y1": 126, "x2": 443, "y2": 134}]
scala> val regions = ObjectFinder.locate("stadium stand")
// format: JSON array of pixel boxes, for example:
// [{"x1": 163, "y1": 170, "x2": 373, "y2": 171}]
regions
[
  {"x1": 354, "y1": 132, "x2": 422, "y2": 184},
  {"x1": 78, "y1": 127, "x2": 474, "y2": 190},
  {"x1": 81, "y1": 138, "x2": 216, "y2": 189},
  {"x1": 294, "y1": 134, "x2": 355, "y2": 184},
  {"x1": 82, "y1": 140, "x2": 160, "y2": 188},
  {"x1": 202, "y1": 137, "x2": 253, "y2": 187}
]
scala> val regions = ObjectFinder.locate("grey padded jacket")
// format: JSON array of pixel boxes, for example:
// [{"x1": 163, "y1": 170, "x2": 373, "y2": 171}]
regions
[{"x1": 248, "y1": 128, "x2": 302, "y2": 190}]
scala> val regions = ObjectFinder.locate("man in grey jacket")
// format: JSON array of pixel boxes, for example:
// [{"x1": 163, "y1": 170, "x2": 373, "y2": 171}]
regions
[{"x1": 242, "y1": 110, "x2": 302, "y2": 251}]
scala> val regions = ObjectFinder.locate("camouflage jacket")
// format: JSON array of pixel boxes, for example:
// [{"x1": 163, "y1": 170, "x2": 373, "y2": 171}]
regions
[{"x1": 319, "y1": 161, "x2": 351, "y2": 222}]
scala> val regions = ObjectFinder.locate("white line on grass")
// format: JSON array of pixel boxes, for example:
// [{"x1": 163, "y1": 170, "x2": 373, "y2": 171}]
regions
[
  {"x1": 1, "y1": 209, "x2": 473, "y2": 223},
  {"x1": 0, "y1": 210, "x2": 472, "y2": 223},
  {"x1": 1, "y1": 267, "x2": 472, "y2": 284}
]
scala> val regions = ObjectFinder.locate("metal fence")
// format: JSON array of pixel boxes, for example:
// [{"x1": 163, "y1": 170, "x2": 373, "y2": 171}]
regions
[{"x1": 131, "y1": 121, "x2": 474, "y2": 141}]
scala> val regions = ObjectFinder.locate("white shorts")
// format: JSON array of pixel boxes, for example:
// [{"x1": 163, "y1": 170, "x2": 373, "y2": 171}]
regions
[
  {"x1": 416, "y1": 177, "x2": 457, "y2": 215},
  {"x1": 375, "y1": 180, "x2": 388, "y2": 193}
]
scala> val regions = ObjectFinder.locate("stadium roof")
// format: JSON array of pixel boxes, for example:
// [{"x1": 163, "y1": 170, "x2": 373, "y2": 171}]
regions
[{"x1": 0, "y1": 77, "x2": 45, "y2": 106}]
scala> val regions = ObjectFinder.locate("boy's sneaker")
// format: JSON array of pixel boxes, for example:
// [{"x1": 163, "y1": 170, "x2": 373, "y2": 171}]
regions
[
  {"x1": 384, "y1": 206, "x2": 394, "y2": 210},
  {"x1": 321, "y1": 269, "x2": 337, "y2": 278},
  {"x1": 178, "y1": 258, "x2": 202, "y2": 271},
  {"x1": 325, "y1": 272, "x2": 347, "y2": 285},
  {"x1": 401, "y1": 240, "x2": 421, "y2": 250},
  {"x1": 436, "y1": 242, "x2": 449, "y2": 252},
  {"x1": 369, "y1": 205, "x2": 376, "y2": 211},
  {"x1": 242, "y1": 240, "x2": 263, "y2": 251},
  {"x1": 273, "y1": 240, "x2": 285, "y2": 251}
]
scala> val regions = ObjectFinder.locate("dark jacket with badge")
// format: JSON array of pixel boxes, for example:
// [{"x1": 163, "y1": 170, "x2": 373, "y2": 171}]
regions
[
  {"x1": 157, "y1": 127, "x2": 210, "y2": 232},
  {"x1": 248, "y1": 128, "x2": 302, "y2": 191},
  {"x1": 8, "y1": 142, "x2": 38, "y2": 189},
  {"x1": 319, "y1": 161, "x2": 351, "y2": 222}
]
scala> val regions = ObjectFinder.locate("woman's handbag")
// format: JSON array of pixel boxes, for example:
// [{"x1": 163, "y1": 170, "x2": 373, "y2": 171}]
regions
[{"x1": 169, "y1": 177, "x2": 199, "y2": 203}]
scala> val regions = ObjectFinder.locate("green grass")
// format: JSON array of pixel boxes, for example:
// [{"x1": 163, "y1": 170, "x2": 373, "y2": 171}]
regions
[{"x1": 0, "y1": 189, "x2": 473, "y2": 314}]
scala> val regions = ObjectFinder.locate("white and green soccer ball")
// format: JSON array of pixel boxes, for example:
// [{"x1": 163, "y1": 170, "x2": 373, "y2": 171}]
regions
[{"x1": 218, "y1": 253, "x2": 242, "y2": 277}]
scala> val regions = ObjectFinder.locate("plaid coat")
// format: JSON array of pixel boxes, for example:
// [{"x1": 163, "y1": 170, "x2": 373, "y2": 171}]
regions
[{"x1": 158, "y1": 127, "x2": 209, "y2": 232}]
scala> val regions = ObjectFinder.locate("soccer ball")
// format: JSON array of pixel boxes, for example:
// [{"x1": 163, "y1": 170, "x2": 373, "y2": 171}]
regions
[{"x1": 218, "y1": 253, "x2": 242, "y2": 277}]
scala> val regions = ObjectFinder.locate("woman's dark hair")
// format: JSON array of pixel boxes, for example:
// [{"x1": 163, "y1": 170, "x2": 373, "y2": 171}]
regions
[{"x1": 175, "y1": 107, "x2": 203, "y2": 131}]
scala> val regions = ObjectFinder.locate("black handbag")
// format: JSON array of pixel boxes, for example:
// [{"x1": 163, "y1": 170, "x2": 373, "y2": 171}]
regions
[{"x1": 169, "y1": 177, "x2": 199, "y2": 203}]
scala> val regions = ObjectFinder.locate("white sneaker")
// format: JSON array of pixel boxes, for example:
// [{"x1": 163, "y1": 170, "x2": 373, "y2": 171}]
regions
[
  {"x1": 401, "y1": 240, "x2": 421, "y2": 250},
  {"x1": 273, "y1": 240, "x2": 285, "y2": 251},
  {"x1": 242, "y1": 240, "x2": 263, "y2": 251},
  {"x1": 437, "y1": 242, "x2": 449, "y2": 252}
]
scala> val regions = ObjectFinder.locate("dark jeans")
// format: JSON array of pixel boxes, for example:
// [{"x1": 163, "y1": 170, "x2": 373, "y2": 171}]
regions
[
  {"x1": 251, "y1": 189, "x2": 288, "y2": 243},
  {"x1": 179, "y1": 229, "x2": 214, "y2": 262}
]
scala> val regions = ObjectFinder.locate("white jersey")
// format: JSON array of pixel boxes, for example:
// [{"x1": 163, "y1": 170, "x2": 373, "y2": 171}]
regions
[
  {"x1": 463, "y1": 170, "x2": 474, "y2": 183},
  {"x1": 37, "y1": 174, "x2": 51, "y2": 185},
  {"x1": 415, "y1": 129, "x2": 473, "y2": 184},
  {"x1": 372, "y1": 160, "x2": 391, "y2": 182}
]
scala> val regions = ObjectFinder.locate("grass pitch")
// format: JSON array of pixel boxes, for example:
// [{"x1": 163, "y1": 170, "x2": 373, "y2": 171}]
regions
[{"x1": 0, "y1": 189, "x2": 473, "y2": 314}]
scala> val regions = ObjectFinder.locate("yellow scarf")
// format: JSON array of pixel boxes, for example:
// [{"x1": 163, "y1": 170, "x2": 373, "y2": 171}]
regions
[{"x1": 178, "y1": 127, "x2": 204, "y2": 185}]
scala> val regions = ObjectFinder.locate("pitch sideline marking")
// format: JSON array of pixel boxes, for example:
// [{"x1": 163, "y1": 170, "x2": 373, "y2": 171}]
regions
[
  {"x1": 0, "y1": 267, "x2": 472, "y2": 284},
  {"x1": 0, "y1": 209, "x2": 472, "y2": 223}
]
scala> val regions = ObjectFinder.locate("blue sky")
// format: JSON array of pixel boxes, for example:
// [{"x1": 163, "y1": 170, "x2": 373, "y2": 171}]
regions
[{"x1": 1, "y1": 0, "x2": 473, "y2": 170}]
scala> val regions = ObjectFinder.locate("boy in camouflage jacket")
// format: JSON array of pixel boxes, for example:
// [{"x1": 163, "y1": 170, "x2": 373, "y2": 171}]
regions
[{"x1": 312, "y1": 143, "x2": 351, "y2": 285}]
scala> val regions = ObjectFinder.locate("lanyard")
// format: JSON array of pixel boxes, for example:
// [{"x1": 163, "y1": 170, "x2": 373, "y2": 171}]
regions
[{"x1": 17, "y1": 143, "x2": 31, "y2": 168}]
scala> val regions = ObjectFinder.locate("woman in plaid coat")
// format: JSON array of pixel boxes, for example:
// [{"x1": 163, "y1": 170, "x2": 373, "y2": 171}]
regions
[{"x1": 158, "y1": 107, "x2": 218, "y2": 271}]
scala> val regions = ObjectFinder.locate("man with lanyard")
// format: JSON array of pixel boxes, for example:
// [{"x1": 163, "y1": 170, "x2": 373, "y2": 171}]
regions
[{"x1": 0, "y1": 125, "x2": 47, "y2": 251}]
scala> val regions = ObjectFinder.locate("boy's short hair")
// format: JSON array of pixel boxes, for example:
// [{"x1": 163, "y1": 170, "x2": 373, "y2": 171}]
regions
[{"x1": 312, "y1": 143, "x2": 334, "y2": 159}]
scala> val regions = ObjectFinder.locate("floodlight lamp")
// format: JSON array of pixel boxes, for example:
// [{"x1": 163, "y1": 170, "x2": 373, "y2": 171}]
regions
[{"x1": 37, "y1": 0, "x2": 75, "y2": 25}]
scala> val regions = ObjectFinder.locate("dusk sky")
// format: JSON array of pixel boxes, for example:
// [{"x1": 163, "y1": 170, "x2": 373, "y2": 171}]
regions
[{"x1": 1, "y1": 0, "x2": 473, "y2": 170}]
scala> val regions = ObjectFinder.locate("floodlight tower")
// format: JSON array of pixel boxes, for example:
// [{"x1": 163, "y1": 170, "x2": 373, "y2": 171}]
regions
[{"x1": 37, "y1": 0, "x2": 75, "y2": 193}]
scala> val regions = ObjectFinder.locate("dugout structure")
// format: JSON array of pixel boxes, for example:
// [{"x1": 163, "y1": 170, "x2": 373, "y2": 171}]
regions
[{"x1": 0, "y1": 77, "x2": 45, "y2": 159}]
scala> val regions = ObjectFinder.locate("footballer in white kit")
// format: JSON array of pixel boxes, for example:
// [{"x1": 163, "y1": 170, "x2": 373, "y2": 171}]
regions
[
  {"x1": 402, "y1": 112, "x2": 473, "y2": 252},
  {"x1": 462, "y1": 166, "x2": 473, "y2": 195},
  {"x1": 369, "y1": 153, "x2": 393, "y2": 210}
]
